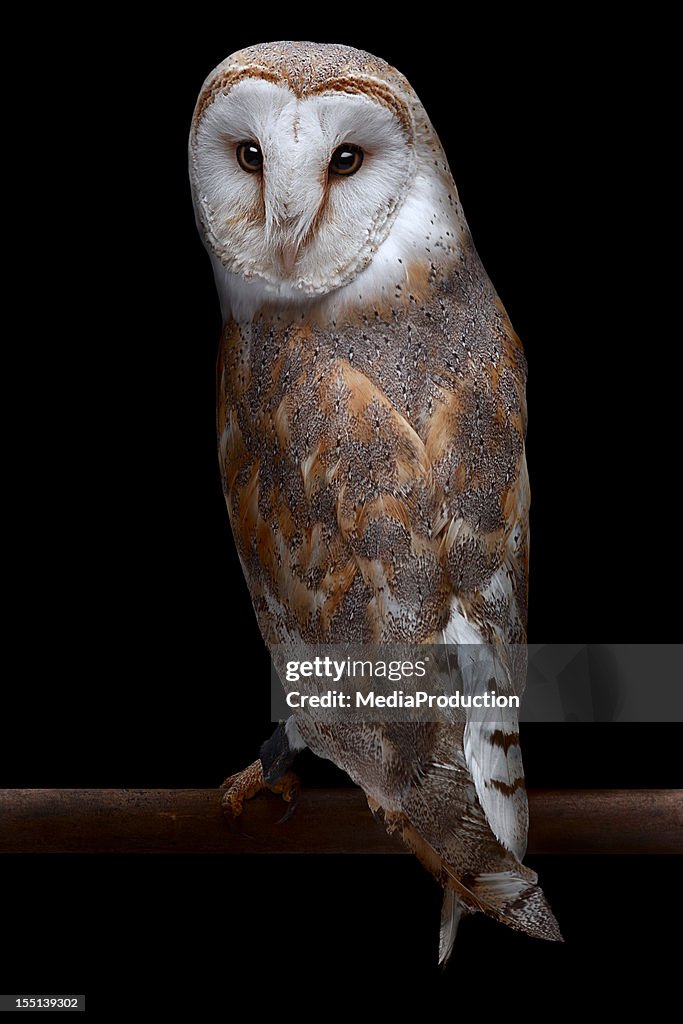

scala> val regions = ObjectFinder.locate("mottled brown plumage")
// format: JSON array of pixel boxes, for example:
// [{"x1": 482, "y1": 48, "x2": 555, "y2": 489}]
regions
[
  {"x1": 217, "y1": 240, "x2": 526, "y2": 645},
  {"x1": 190, "y1": 40, "x2": 560, "y2": 957}
]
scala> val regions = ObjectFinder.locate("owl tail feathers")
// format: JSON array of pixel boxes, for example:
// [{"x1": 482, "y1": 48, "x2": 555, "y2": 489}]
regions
[
  {"x1": 439, "y1": 889, "x2": 465, "y2": 965},
  {"x1": 399, "y1": 819, "x2": 562, "y2": 957},
  {"x1": 470, "y1": 871, "x2": 563, "y2": 943}
]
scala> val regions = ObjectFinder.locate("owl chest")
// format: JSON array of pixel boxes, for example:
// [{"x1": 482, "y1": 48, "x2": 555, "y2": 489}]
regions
[{"x1": 216, "y1": 317, "x2": 438, "y2": 531}]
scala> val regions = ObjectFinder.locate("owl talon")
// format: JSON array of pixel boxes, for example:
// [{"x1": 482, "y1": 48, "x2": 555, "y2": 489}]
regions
[
  {"x1": 220, "y1": 758, "x2": 265, "y2": 837},
  {"x1": 222, "y1": 813, "x2": 254, "y2": 840},
  {"x1": 274, "y1": 774, "x2": 301, "y2": 823},
  {"x1": 220, "y1": 761, "x2": 301, "y2": 831}
]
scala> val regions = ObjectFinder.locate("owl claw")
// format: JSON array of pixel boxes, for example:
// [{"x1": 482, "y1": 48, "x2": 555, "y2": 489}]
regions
[
  {"x1": 274, "y1": 776, "x2": 300, "y2": 824},
  {"x1": 222, "y1": 812, "x2": 254, "y2": 840},
  {"x1": 220, "y1": 761, "x2": 301, "y2": 833}
]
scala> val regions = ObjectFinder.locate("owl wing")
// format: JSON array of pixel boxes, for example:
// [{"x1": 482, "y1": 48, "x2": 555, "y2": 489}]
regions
[
  {"x1": 444, "y1": 578, "x2": 529, "y2": 860},
  {"x1": 286, "y1": 345, "x2": 531, "y2": 863},
  {"x1": 440, "y1": 398, "x2": 531, "y2": 861}
]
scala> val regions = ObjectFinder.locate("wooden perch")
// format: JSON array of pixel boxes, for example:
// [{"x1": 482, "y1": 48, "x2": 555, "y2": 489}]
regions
[{"x1": 0, "y1": 789, "x2": 680, "y2": 855}]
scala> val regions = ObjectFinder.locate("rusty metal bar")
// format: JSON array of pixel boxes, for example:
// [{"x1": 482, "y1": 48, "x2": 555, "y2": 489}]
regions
[{"x1": 0, "y1": 789, "x2": 680, "y2": 855}]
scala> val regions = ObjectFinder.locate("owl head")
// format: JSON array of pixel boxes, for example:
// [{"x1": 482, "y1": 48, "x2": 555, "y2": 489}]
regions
[{"x1": 190, "y1": 42, "x2": 464, "y2": 318}]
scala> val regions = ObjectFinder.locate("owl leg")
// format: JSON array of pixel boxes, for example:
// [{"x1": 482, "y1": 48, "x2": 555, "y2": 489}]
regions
[{"x1": 220, "y1": 718, "x2": 305, "y2": 831}]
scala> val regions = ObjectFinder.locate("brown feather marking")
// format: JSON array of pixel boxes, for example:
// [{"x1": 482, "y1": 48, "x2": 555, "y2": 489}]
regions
[
  {"x1": 337, "y1": 362, "x2": 431, "y2": 479},
  {"x1": 356, "y1": 494, "x2": 412, "y2": 533},
  {"x1": 219, "y1": 408, "x2": 249, "y2": 493},
  {"x1": 281, "y1": 568, "x2": 318, "y2": 629},
  {"x1": 403, "y1": 258, "x2": 433, "y2": 303},
  {"x1": 423, "y1": 387, "x2": 465, "y2": 462},
  {"x1": 273, "y1": 397, "x2": 291, "y2": 448},
  {"x1": 309, "y1": 78, "x2": 414, "y2": 138},
  {"x1": 275, "y1": 498, "x2": 297, "y2": 544},
  {"x1": 320, "y1": 560, "x2": 357, "y2": 635},
  {"x1": 236, "y1": 464, "x2": 260, "y2": 539},
  {"x1": 192, "y1": 67, "x2": 284, "y2": 130},
  {"x1": 489, "y1": 729, "x2": 520, "y2": 753},
  {"x1": 301, "y1": 442, "x2": 328, "y2": 500},
  {"x1": 256, "y1": 517, "x2": 277, "y2": 581},
  {"x1": 488, "y1": 777, "x2": 526, "y2": 796},
  {"x1": 296, "y1": 523, "x2": 326, "y2": 573}
]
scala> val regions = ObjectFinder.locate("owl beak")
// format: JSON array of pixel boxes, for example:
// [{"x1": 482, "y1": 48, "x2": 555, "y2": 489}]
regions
[{"x1": 279, "y1": 240, "x2": 301, "y2": 274}]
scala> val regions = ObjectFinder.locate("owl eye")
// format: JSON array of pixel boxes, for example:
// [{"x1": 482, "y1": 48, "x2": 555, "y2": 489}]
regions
[
  {"x1": 329, "y1": 144, "x2": 364, "y2": 177},
  {"x1": 236, "y1": 141, "x2": 263, "y2": 173}
]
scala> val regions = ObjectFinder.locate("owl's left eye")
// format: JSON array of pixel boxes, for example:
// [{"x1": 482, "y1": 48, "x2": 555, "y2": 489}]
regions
[
  {"x1": 236, "y1": 141, "x2": 263, "y2": 173},
  {"x1": 329, "y1": 144, "x2": 364, "y2": 177}
]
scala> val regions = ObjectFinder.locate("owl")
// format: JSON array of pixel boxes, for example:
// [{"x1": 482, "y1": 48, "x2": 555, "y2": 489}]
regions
[{"x1": 189, "y1": 41, "x2": 560, "y2": 960}]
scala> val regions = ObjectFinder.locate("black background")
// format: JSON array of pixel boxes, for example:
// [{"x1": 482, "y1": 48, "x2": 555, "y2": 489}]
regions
[{"x1": 3, "y1": 15, "x2": 678, "y2": 1014}]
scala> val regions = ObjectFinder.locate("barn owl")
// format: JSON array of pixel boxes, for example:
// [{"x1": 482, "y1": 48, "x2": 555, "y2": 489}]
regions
[{"x1": 189, "y1": 41, "x2": 561, "y2": 959}]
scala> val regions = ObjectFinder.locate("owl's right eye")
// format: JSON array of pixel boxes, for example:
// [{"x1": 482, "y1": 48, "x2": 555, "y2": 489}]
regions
[{"x1": 236, "y1": 141, "x2": 263, "y2": 173}]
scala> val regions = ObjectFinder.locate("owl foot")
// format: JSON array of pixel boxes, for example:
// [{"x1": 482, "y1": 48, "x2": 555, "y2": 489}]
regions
[
  {"x1": 220, "y1": 759, "x2": 264, "y2": 837},
  {"x1": 220, "y1": 759, "x2": 300, "y2": 835}
]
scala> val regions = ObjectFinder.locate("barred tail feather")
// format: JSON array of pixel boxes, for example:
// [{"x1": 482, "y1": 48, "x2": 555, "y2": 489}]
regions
[
  {"x1": 439, "y1": 889, "x2": 465, "y2": 965},
  {"x1": 471, "y1": 870, "x2": 563, "y2": 942},
  {"x1": 399, "y1": 818, "x2": 562, "y2": 957}
]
